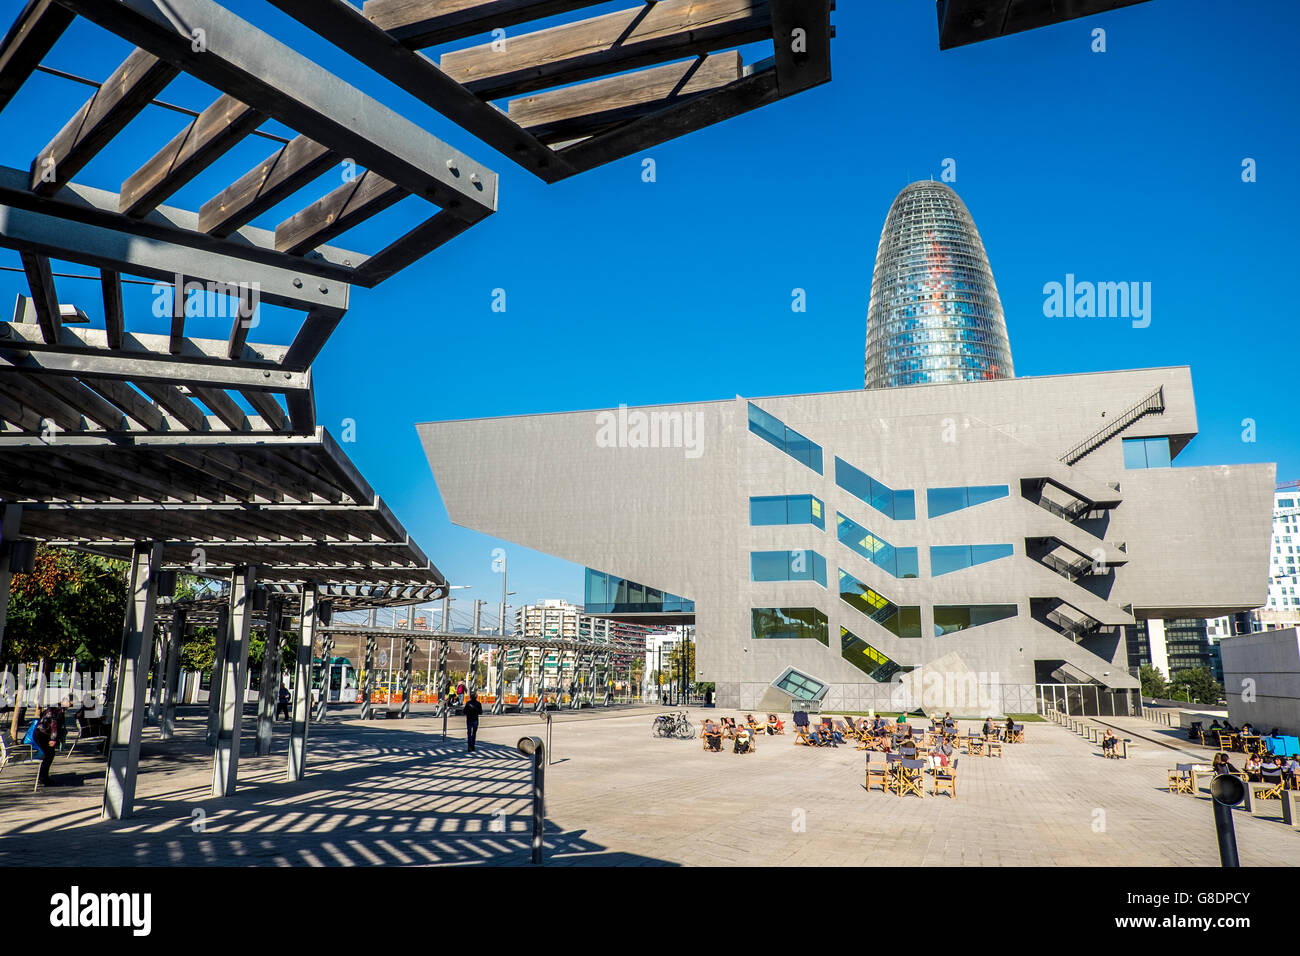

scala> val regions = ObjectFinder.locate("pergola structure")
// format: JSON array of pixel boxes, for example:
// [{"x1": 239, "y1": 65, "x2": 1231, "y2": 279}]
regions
[{"x1": 0, "y1": 0, "x2": 840, "y2": 823}]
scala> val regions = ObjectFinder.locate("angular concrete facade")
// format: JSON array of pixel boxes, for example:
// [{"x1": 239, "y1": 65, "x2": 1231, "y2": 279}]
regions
[{"x1": 418, "y1": 366, "x2": 1274, "y2": 714}]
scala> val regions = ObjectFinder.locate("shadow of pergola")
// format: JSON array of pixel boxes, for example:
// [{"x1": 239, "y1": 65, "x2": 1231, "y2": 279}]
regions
[{"x1": 0, "y1": 719, "x2": 674, "y2": 867}]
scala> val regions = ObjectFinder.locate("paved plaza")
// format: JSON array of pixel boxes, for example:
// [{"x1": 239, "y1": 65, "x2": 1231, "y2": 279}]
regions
[{"x1": 1, "y1": 707, "x2": 1296, "y2": 867}]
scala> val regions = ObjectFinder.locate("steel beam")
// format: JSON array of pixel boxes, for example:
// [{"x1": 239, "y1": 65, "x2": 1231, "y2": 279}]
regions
[
  {"x1": 0, "y1": 202, "x2": 348, "y2": 312},
  {"x1": 288, "y1": 585, "x2": 315, "y2": 780},
  {"x1": 19, "y1": 251, "x2": 59, "y2": 343},
  {"x1": 0, "y1": 0, "x2": 75, "y2": 115},
  {"x1": 59, "y1": 0, "x2": 498, "y2": 218},
  {"x1": 102, "y1": 540, "x2": 162, "y2": 820}
]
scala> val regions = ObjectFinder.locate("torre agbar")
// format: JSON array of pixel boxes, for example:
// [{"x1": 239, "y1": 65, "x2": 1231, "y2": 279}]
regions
[
  {"x1": 419, "y1": 188, "x2": 1274, "y2": 716},
  {"x1": 865, "y1": 181, "x2": 1014, "y2": 389}
]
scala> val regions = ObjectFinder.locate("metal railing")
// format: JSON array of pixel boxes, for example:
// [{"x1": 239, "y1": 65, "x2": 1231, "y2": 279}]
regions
[{"x1": 1060, "y1": 386, "x2": 1165, "y2": 466}]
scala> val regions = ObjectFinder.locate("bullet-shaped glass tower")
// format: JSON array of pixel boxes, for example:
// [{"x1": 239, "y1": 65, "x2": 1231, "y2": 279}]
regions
[{"x1": 864, "y1": 181, "x2": 1014, "y2": 388}]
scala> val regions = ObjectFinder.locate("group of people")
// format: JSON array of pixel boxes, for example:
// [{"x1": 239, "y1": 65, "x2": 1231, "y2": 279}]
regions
[
  {"x1": 1213, "y1": 750, "x2": 1299, "y2": 786},
  {"x1": 701, "y1": 714, "x2": 783, "y2": 753},
  {"x1": 794, "y1": 712, "x2": 966, "y2": 769}
]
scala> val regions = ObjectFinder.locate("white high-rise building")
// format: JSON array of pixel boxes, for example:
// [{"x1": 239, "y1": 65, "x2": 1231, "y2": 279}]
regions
[{"x1": 1253, "y1": 487, "x2": 1300, "y2": 632}]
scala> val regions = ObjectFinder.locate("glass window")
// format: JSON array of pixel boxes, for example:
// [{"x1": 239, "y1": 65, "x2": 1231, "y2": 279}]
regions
[
  {"x1": 585, "y1": 568, "x2": 693, "y2": 615},
  {"x1": 751, "y1": 550, "x2": 827, "y2": 588},
  {"x1": 926, "y1": 484, "x2": 1008, "y2": 518},
  {"x1": 837, "y1": 568, "x2": 921, "y2": 637},
  {"x1": 933, "y1": 604, "x2": 1018, "y2": 636},
  {"x1": 836, "y1": 512, "x2": 919, "y2": 578},
  {"x1": 747, "y1": 402, "x2": 785, "y2": 449},
  {"x1": 835, "y1": 457, "x2": 915, "y2": 521},
  {"x1": 772, "y1": 668, "x2": 827, "y2": 699},
  {"x1": 750, "y1": 496, "x2": 789, "y2": 526},
  {"x1": 930, "y1": 543, "x2": 1014, "y2": 576},
  {"x1": 749, "y1": 494, "x2": 825, "y2": 530},
  {"x1": 1122, "y1": 437, "x2": 1172, "y2": 469},
  {"x1": 840, "y1": 626, "x2": 903, "y2": 682},
  {"x1": 747, "y1": 403, "x2": 824, "y2": 475},
  {"x1": 752, "y1": 608, "x2": 829, "y2": 646}
]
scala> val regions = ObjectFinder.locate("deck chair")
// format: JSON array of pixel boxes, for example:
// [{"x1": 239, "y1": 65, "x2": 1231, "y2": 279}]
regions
[
  {"x1": 766, "y1": 714, "x2": 786, "y2": 735},
  {"x1": 864, "y1": 752, "x2": 888, "y2": 792},
  {"x1": 701, "y1": 722, "x2": 723, "y2": 752},
  {"x1": 1011, "y1": 724, "x2": 1025, "y2": 743},
  {"x1": 897, "y1": 758, "x2": 926, "y2": 798},
  {"x1": 1168, "y1": 764, "x2": 1194, "y2": 794},
  {"x1": 833, "y1": 718, "x2": 858, "y2": 740},
  {"x1": 1216, "y1": 732, "x2": 1234, "y2": 752},
  {"x1": 794, "y1": 725, "x2": 817, "y2": 747},
  {"x1": 1257, "y1": 774, "x2": 1284, "y2": 800},
  {"x1": 883, "y1": 753, "x2": 903, "y2": 793},
  {"x1": 720, "y1": 717, "x2": 740, "y2": 739},
  {"x1": 733, "y1": 730, "x2": 757, "y2": 755},
  {"x1": 932, "y1": 758, "x2": 958, "y2": 798}
]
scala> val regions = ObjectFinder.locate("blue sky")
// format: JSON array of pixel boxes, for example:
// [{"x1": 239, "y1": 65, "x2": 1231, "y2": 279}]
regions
[{"x1": 1, "y1": 0, "x2": 1296, "y2": 626}]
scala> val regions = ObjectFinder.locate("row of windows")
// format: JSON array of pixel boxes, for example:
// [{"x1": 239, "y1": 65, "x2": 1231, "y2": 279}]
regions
[
  {"x1": 750, "y1": 550, "x2": 828, "y2": 588},
  {"x1": 583, "y1": 568, "x2": 695, "y2": 615},
  {"x1": 1122, "y1": 437, "x2": 1172, "y2": 469},
  {"x1": 834, "y1": 457, "x2": 916, "y2": 521},
  {"x1": 751, "y1": 607, "x2": 828, "y2": 645},
  {"x1": 836, "y1": 512, "x2": 919, "y2": 578},
  {"x1": 747, "y1": 403, "x2": 823, "y2": 474},
  {"x1": 930, "y1": 543, "x2": 1015, "y2": 576},
  {"x1": 750, "y1": 494, "x2": 825, "y2": 530}
]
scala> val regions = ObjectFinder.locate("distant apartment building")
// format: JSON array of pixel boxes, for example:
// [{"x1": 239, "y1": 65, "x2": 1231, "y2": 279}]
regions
[
  {"x1": 1251, "y1": 488, "x2": 1300, "y2": 631},
  {"x1": 504, "y1": 599, "x2": 653, "y2": 694}
]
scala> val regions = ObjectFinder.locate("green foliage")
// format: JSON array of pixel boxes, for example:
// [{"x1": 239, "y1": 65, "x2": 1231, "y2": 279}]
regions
[
  {"x1": 3, "y1": 546, "x2": 127, "y2": 664},
  {"x1": 1168, "y1": 667, "x2": 1224, "y2": 706},
  {"x1": 1139, "y1": 664, "x2": 1169, "y2": 699}
]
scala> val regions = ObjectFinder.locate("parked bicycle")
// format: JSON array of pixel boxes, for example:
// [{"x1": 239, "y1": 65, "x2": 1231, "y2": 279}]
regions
[{"x1": 652, "y1": 711, "x2": 695, "y2": 739}]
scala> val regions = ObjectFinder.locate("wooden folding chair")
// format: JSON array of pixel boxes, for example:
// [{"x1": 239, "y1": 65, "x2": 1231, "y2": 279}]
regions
[
  {"x1": 932, "y1": 758, "x2": 958, "y2": 798},
  {"x1": 987, "y1": 740, "x2": 1003, "y2": 758},
  {"x1": 967, "y1": 735, "x2": 985, "y2": 757},
  {"x1": 794, "y1": 725, "x2": 816, "y2": 747},
  {"x1": 1167, "y1": 764, "x2": 1194, "y2": 794},
  {"x1": 897, "y1": 758, "x2": 926, "y2": 798},
  {"x1": 864, "y1": 752, "x2": 888, "y2": 793},
  {"x1": 700, "y1": 722, "x2": 723, "y2": 752},
  {"x1": 1257, "y1": 775, "x2": 1284, "y2": 800},
  {"x1": 1011, "y1": 724, "x2": 1025, "y2": 743}
]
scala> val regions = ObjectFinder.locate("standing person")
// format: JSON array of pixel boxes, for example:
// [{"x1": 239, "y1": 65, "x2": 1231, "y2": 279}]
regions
[
  {"x1": 276, "y1": 684, "x2": 291, "y2": 721},
  {"x1": 463, "y1": 691, "x2": 483, "y2": 753},
  {"x1": 31, "y1": 707, "x2": 59, "y2": 788}
]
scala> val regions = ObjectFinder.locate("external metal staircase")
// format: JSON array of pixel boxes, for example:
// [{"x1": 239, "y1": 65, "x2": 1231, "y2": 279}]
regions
[{"x1": 1060, "y1": 386, "x2": 1165, "y2": 466}]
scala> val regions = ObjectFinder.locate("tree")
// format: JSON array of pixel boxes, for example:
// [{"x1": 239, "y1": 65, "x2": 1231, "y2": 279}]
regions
[
  {"x1": 3, "y1": 546, "x2": 127, "y2": 665},
  {"x1": 1170, "y1": 667, "x2": 1224, "y2": 706},
  {"x1": 1139, "y1": 664, "x2": 1169, "y2": 699}
]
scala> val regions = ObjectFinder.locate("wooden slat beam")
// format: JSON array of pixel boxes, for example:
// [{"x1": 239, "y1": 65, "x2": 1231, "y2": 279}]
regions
[
  {"x1": 80, "y1": 377, "x2": 168, "y2": 432},
  {"x1": 440, "y1": 0, "x2": 771, "y2": 100},
  {"x1": 508, "y1": 51, "x2": 743, "y2": 144},
  {"x1": 0, "y1": 0, "x2": 75, "y2": 115},
  {"x1": 30, "y1": 48, "x2": 180, "y2": 196},
  {"x1": 134, "y1": 381, "x2": 207, "y2": 432},
  {"x1": 558, "y1": 65, "x2": 780, "y2": 175},
  {"x1": 363, "y1": 0, "x2": 605, "y2": 49},
  {"x1": 0, "y1": 374, "x2": 82, "y2": 432},
  {"x1": 190, "y1": 386, "x2": 250, "y2": 433},
  {"x1": 28, "y1": 373, "x2": 129, "y2": 430},
  {"x1": 274, "y1": 169, "x2": 405, "y2": 256},
  {"x1": 100, "y1": 269, "x2": 124, "y2": 349},
  {"x1": 198, "y1": 134, "x2": 337, "y2": 237},
  {"x1": 241, "y1": 389, "x2": 290, "y2": 431},
  {"x1": 19, "y1": 251, "x2": 59, "y2": 343},
  {"x1": 120, "y1": 93, "x2": 264, "y2": 218}
]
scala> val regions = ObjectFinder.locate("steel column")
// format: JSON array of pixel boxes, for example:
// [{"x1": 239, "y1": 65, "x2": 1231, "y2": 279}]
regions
[
  {"x1": 102, "y1": 541, "x2": 162, "y2": 820},
  {"x1": 205, "y1": 603, "x2": 230, "y2": 747},
  {"x1": 492, "y1": 647, "x2": 505, "y2": 715},
  {"x1": 288, "y1": 586, "x2": 316, "y2": 780},
  {"x1": 254, "y1": 596, "x2": 281, "y2": 756},
  {"x1": 314, "y1": 631, "x2": 333, "y2": 722},
  {"x1": 159, "y1": 606, "x2": 184, "y2": 740},
  {"x1": 0, "y1": 504, "x2": 22, "y2": 660},
  {"x1": 212, "y1": 565, "x2": 255, "y2": 797},
  {"x1": 361, "y1": 631, "x2": 376, "y2": 719},
  {"x1": 147, "y1": 627, "x2": 165, "y2": 725},
  {"x1": 400, "y1": 633, "x2": 414, "y2": 717}
]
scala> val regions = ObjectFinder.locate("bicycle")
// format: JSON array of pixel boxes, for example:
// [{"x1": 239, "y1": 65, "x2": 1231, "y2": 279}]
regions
[{"x1": 652, "y1": 711, "x2": 695, "y2": 739}]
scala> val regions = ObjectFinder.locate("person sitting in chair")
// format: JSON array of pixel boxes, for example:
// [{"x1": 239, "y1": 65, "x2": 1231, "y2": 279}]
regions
[
  {"x1": 1283, "y1": 755, "x2": 1299, "y2": 789},
  {"x1": 1210, "y1": 718, "x2": 1223, "y2": 731},
  {"x1": 1244, "y1": 754, "x2": 1263, "y2": 782},
  {"x1": 1260, "y1": 754, "x2": 1282, "y2": 782},
  {"x1": 766, "y1": 713, "x2": 784, "y2": 734},
  {"x1": 818, "y1": 718, "x2": 843, "y2": 747},
  {"x1": 702, "y1": 720, "x2": 723, "y2": 752},
  {"x1": 734, "y1": 729, "x2": 752, "y2": 754},
  {"x1": 1005, "y1": 716, "x2": 1016, "y2": 741},
  {"x1": 1101, "y1": 728, "x2": 1118, "y2": 757},
  {"x1": 745, "y1": 713, "x2": 769, "y2": 734},
  {"x1": 1212, "y1": 752, "x2": 1240, "y2": 777},
  {"x1": 982, "y1": 717, "x2": 995, "y2": 738}
]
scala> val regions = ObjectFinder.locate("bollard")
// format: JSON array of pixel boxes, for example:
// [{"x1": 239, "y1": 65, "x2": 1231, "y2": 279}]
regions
[
  {"x1": 1282, "y1": 789, "x2": 1300, "y2": 830},
  {"x1": 517, "y1": 735, "x2": 545, "y2": 864},
  {"x1": 1210, "y1": 775, "x2": 1244, "y2": 867}
]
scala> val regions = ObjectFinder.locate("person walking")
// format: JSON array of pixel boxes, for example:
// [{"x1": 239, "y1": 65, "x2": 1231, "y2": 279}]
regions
[{"x1": 463, "y1": 691, "x2": 483, "y2": 753}]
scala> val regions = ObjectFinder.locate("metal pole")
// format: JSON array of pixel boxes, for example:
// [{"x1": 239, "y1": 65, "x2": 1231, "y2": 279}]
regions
[
  {"x1": 213, "y1": 565, "x2": 255, "y2": 798},
  {"x1": 438, "y1": 597, "x2": 450, "y2": 719},
  {"x1": 361, "y1": 608, "x2": 375, "y2": 719},
  {"x1": 205, "y1": 604, "x2": 230, "y2": 747},
  {"x1": 518, "y1": 736, "x2": 545, "y2": 864},
  {"x1": 470, "y1": 600, "x2": 483, "y2": 697},
  {"x1": 254, "y1": 598, "x2": 280, "y2": 756},
  {"x1": 401, "y1": 604, "x2": 415, "y2": 717}
]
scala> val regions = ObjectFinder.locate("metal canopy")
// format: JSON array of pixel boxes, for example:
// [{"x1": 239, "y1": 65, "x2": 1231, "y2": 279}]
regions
[
  {"x1": 935, "y1": 0, "x2": 1153, "y2": 50},
  {"x1": 0, "y1": 429, "x2": 447, "y2": 591},
  {"x1": 272, "y1": 0, "x2": 836, "y2": 183}
]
